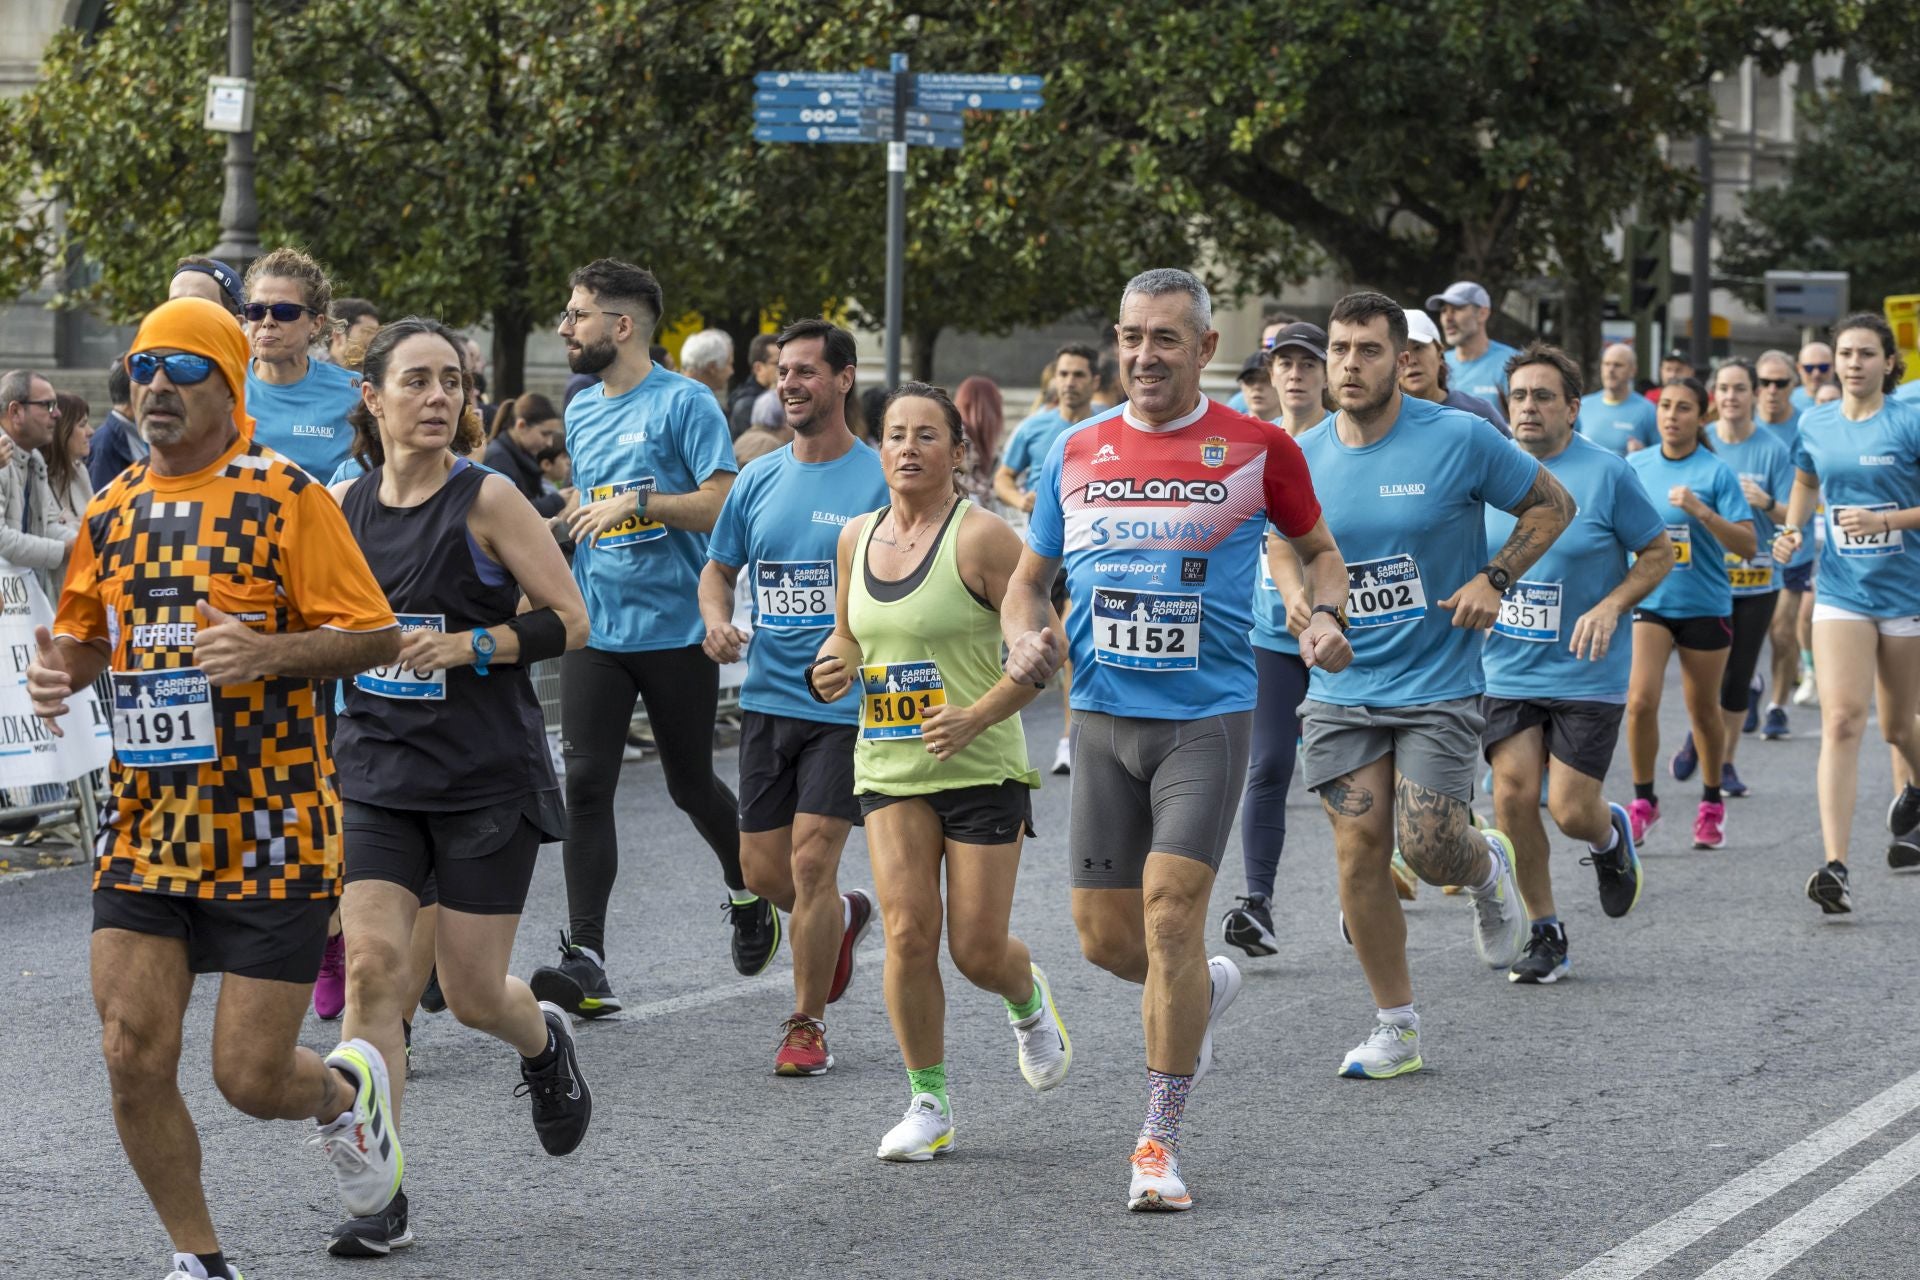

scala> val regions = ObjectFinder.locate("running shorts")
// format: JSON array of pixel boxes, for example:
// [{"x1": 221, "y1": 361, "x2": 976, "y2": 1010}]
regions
[
  {"x1": 858, "y1": 779, "x2": 1034, "y2": 845},
  {"x1": 91, "y1": 889, "x2": 334, "y2": 983},
  {"x1": 1298, "y1": 696, "x2": 1484, "y2": 805},
  {"x1": 1480, "y1": 696, "x2": 1625, "y2": 782},
  {"x1": 1632, "y1": 609, "x2": 1733, "y2": 650},
  {"x1": 343, "y1": 792, "x2": 563, "y2": 915},
  {"x1": 1809, "y1": 602, "x2": 1920, "y2": 637},
  {"x1": 1068, "y1": 711, "x2": 1253, "y2": 889},
  {"x1": 737, "y1": 711, "x2": 860, "y2": 831}
]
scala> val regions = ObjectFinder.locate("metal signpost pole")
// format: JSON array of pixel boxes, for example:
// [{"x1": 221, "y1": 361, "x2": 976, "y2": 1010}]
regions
[{"x1": 884, "y1": 52, "x2": 909, "y2": 389}]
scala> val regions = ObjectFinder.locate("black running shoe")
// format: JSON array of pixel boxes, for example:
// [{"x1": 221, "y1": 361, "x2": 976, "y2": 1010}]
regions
[
  {"x1": 1508, "y1": 925, "x2": 1571, "y2": 984},
  {"x1": 328, "y1": 1187, "x2": 414, "y2": 1257},
  {"x1": 1807, "y1": 861, "x2": 1853, "y2": 915},
  {"x1": 1890, "y1": 831, "x2": 1920, "y2": 871},
  {"x1": 1221, "y1": 896, "x2": 1279, "y2": 957},
  {"x1": 517, "y1": 1002, "x2": 593, "y2": 1156},
  {"x1": 1582, "y1": 803, "x2": 1643, "y2": 920},
  {"x1": 728, "y1": 896, "x2": 781, "y2": 976},
  {"x1": 1889, "y1": 785, "x2": 1920, "y2": 838},
  {"x1": 419, "y1": 966, "x2": 447, "y2": 1014},
  {"x1": 529, "y1": 932, "x2": 622, "y2": 1018}
]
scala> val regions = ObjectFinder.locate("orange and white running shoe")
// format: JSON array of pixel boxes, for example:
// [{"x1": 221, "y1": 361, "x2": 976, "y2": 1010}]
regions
[{"x1": 1127, "y1": 1137, "x2": 1193, "y2": 1212}]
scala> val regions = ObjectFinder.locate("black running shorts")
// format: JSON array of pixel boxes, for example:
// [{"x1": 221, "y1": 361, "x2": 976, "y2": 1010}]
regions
[
  {"x1": 343, "y1": 793, "x2": 562, "y2": 916},
  {"x1": 91, "y1": 888, "x2": 334, "y2": 983},
  {"x1": 1632, "y1": 609, "x2": 1732, "y2": 651},
  {"x1": 737, "y1": 711, "x2": 860, "y2": 831},
  {"x1": 858, "y1": 779, "x2": 1035, "y2": 846},
  {"x1": 1480, "y1": 696, "x2": 1626, "y2": 782}
]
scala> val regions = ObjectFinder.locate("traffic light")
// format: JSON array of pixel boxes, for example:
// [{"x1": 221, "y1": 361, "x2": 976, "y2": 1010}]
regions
[{"x1": 1625, "y1": 225, "x2": 1670, "y2": 319}]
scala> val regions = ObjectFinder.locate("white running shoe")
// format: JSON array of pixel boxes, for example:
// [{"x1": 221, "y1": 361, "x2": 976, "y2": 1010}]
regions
[
  {"x1": 165, "y1": 1256, "x2": 245, "y2": 1280},
  {"x1": 1339, "y1": 1017, "x2": 1423, "y2": 1079},
  {"x1": 876, "y1": 1093, "x2": 954, "y2": 1161},
  {"x1": 1011, "y1": 963, "x2": 1072, "y2": 1091},
  {"x1": 1192, "y1": 954, "x2": 1243, "y2": 1084},
  {"x1": 311, "y1": 1037, "x2": 404, "y2": 1217},
  {"x1": 1792, "y1": 660, "x2": 1818, "y2": 706},
  {"x1": 1468, "y1": 831, "x2": 1527, "y2": 969},
  {"x1": 1051, "y1": 735, "x2": 1072, "y2": 776},
  {"x1": 1127, "y1": 1137, "x2": 1193, "y2": 1211}
]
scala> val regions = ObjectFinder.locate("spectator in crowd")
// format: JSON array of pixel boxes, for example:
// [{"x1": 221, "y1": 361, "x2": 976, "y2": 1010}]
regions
[
  {"x1": 43, "y1": 392, "x2": 93, "y2": 527},
  {"x1": 0, "y1": 368, "x2": 75, "y2": 594},
  {"x1": 952, "y1": 375, "x2": 1005, "y2": 505},
  {"x1": 326, "y1": 298, "x2": 380, "y2": 369},
  {"x1": 729, "y1": 333, "x2": 780, "y2": 437},
  {"x1": 486, "y1": 392, "x2": 569, "y2": 517},
  {"x1": 168, "y1": 256, "x2": 244, "y2": 319},
  {"x1": 1022, "y1": 357, "x2": 1059, "y2": 421},
  {"x1": 680, "y1": 329, "x2": 734, "y2": 406},
  {"x1": 537, "y1": 441, "x2": 572, "y2": 490},
  {"x1": 88, "y1": 352, "x2": 143, "y2": 490}
]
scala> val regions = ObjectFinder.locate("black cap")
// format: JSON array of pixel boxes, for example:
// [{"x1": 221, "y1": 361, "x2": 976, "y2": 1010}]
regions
[
  {"x1": 1664, "y1": 346, "x2": 1695, "y2": 365},
  {"x1": 1268, "y1": 321, "x2": 1328, "y2": 362},
  {"x1": 1237, "y1": 352, "x2": 1270, "y2": 382}
]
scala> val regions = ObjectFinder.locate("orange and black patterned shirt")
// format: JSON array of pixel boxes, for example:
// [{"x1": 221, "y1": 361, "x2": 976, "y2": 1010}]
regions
[{"x1": 54, "y1": 435, "x2": 396, "y2": 900}]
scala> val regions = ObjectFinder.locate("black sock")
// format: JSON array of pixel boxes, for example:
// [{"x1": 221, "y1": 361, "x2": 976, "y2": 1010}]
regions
[
  {"x1": 1703, "y1": 784, "x2": 1722, "y2": 805},
  {"x1": 196, "y1": 1252, "x2": 232, "y2": 1280},
  {"x1": 1635, "y1": 781, "x2": 1656, "y2": 804},
  {"x1": 523, "y1": 1025, "x2": 558, "y2": 1070}
]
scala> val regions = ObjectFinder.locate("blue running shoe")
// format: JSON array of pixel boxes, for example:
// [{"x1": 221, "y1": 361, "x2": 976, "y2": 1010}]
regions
[
  {"x1": 1720, "y1": 761, "x2": 1749, "y2": 798},
  {"x1": 1743, "y1": 676, "x2": 1763, "y2": 734},
  {"x1": 1761, "y1": 706, "x2": 1789, "y2": 740},
  {"x1": 1669, "y1": 731, "x2": 1698, "y2": 782}
]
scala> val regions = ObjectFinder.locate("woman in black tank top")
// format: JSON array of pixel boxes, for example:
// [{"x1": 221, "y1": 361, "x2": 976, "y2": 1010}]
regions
[{"x1": 327, "y1": 319, "x2": 593, "y2": 1247}]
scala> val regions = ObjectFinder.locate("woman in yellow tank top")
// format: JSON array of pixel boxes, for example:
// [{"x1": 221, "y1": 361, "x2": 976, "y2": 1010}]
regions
[{"x1": 808, "y1": 382, "x2": 1071, "y2": 1163}]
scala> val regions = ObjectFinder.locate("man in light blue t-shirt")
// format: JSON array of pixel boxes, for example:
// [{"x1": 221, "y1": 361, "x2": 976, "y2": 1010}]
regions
[
  {"x1": 1791, "y1": 341, "x2": 1835, "y2": 411},
  {"x1": 700, "y1": 319, "x2": 889, "y2": 1078},
  {"x1": 528, "y1": 258, "x2": 756, "y2": 1023},
  {"x1": 1428, "y1": 280, "x2": 1519, "y2": 409},
  {"x1": 1482, "y1": 345, "x2": 1674, "y2": 985},
  {"x1": 1297, "y1": 292, "x2": 1574, "y2": 1080},
  {"x1": 241, "y1": 250, "x2": 362, "y2": 481},
  {"x1": 1575, "y1": 343, "x2": 1658, "y2": 455}
]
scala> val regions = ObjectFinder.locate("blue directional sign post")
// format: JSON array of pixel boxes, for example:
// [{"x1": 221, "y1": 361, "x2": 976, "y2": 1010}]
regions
[{"x1": 753, "y1": 57, "x2": 1045, "y2": 386}]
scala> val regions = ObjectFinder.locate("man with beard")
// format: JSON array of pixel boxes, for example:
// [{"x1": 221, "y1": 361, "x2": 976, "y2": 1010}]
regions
[
  {"x1": 696, "y1": 319, "x2": 889, "y2": 1076},
  {"x1": 528, "y1": 259, "x2": 760, "y2": 1019},
  {"x1": 1428, "y1": 281, "x2": 1519, "y2": 408}
]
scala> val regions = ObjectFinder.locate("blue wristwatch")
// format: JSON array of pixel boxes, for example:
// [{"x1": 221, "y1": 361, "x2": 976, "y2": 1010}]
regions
[{"x1": 471, "y1": 627, "x2": 495, "y2": 676}]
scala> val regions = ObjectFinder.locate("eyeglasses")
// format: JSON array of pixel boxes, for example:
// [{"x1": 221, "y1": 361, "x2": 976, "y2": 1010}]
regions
[
  {"x1": 1800, "y1": 362, "x2": 1831, "y2": 374},
  {"x1": 128, "y1": 352, "x2": 217, "y2": 386},
  {"x1": 1757, "y1": 377, "x2": 1794, "y2": 390},
  {"x1": 557, "y1": 308, "x2": 627, "y2": 327},
  {"x1": 243, "y1": 301, "x2": 319, "y2": 324},
  {"x1": 11, "y1": 397, "x2": 57, "y2": 413}
]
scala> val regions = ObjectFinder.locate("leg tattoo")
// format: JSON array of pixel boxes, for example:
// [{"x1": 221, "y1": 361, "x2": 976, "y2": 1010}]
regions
[
  {"x1": 1394, "y1": 777, "x2": 1484, "y2": 886},
  {"x1": 1320, "y1": 773, "x2": 1375, "y2": 818}
]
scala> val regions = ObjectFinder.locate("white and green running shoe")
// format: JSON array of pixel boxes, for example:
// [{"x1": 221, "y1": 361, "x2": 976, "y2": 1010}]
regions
[
  {"x1": 312, "y1": 1037, "x2": 404, "y2": 1216},
  {"x1": 876, "y1": 1093, "x2": 954, "y2": 1162},
  {"x1": 1011, "y1": 963, "x2": 1072, "y2": 1091},
  {"x1": 1339, "y1": 1018, "x2": 1423, "y2": 1079},
  {"x1": 1468, "y1": 830, "x2": 1527, "y2": 969}
]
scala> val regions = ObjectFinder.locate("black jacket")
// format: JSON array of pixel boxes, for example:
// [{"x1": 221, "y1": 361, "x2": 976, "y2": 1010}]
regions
[{"x1": 482, "y1": 433, "x2": 566, "y2": 517}]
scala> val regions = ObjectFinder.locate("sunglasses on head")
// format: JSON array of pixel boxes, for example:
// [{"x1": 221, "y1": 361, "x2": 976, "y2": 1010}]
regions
[
  {"x1": 243, "y1": 301, "x2": 318, "y2": 324},
  {"x1": 1801, "y1": 362, "x2": 1831, "y2": 374},
  {"x1": 128, "y1": 352, "x2": 216, "y2": 386},
  {"x1": 1758, "y1": 376, "x2": 1794, "y2": 389}
]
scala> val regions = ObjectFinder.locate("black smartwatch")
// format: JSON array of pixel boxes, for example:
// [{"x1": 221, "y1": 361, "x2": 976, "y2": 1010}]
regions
[
  {"x1": 1311, "y1": 603, "x2": 1349, "y2": 633},
  {"x1": 1480, "y1": 564, "x2": 1512, "y2": 593}
]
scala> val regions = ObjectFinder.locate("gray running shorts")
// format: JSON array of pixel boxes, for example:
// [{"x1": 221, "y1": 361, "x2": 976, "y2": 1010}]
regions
[
  {"x1": 1069, "y1": 710, "x2": 1253, "y2": 889},
  {"x1": 1297, "y1": 697, "x2": 1485, "y2": 805}
]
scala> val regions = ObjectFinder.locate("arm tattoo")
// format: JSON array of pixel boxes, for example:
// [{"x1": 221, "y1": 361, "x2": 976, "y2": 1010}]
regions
[
  {"x1": 1491, "y1": 469, "x2": 1576, "y2": 579},
  {"x1": 1319, "y1": 774, "x2": 1375, "y2": 818},
  {"x1": 1392, "y1": 776, "x2": 1486, "y2": 886}
]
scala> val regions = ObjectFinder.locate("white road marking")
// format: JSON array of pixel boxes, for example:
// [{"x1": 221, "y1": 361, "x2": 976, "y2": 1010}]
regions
[
  {"x1": 1690, "y1": 1129, "x2": 1920, "y2": 1278},
  {"x1": 1563, "y1": 1067, "x2": 1920, "y2": 1280}
]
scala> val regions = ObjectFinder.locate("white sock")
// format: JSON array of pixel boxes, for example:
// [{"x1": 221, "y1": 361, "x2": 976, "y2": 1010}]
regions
[
  {"x1": 1469, "y1": 835, "x2": 1502, "y2": 895},
  {"x1": 842, "y1": 895, "x2": 853, "y2": 931},
  {"x1": 577, "y1": 944, "x2": 604, "y2": 967},
  {"x1": 1588, "y1": 825, "x2": 1620, "y2": 855},
  {"x1": 1767, "y1": 701, "x2": 1785, "y2": 713},
  {"x1": 1378, "y1": 1004, "x2": 1418, "y2": 1029}
]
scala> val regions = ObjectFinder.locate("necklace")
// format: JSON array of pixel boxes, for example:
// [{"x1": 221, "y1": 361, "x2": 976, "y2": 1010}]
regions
[{"x1": 872, "y1": 494, "x2": 956, "y2": 552}]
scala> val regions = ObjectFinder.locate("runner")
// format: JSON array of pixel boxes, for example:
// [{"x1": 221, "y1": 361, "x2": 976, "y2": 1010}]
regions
[
  {"x1": 1481, "y1": 344, "x2": 1674, "y2": 984},
  {"x1": 1575, "y1": 343, "x2": 1657, "y2": 456},
  {"x1": 528, "y1": 259, "x2": 760, "y2": 1017},
  {"x1": 1754, "y1": 349, "x2": 1812, "y2": 736},
  {"x1": 243, "y1": 248, "x2": 363, "y2": 483},
  {"x1": 1771, "y1": 313, "x2": 1920, "y2": 907},
  {"x1": 168, "y1": 256, "x2": 244, "y2": 319},
  {"x1": 1003, "y1": 270, "x2": 1353, "y2": 1212},
  {"x1": 25, "y1": 298, "x2": 403, "y2": 1280},
  {"x1": 1427, "y1": 280, "x2": 1518, "y2": 407},
  {"x1": 1622, "y1": 376, "x2": 1757, "y2": 850},
  {"x1": 327, "y1": 318, "x2": 593, "y2": 1256},
  {"x1": 1234, "y1": 352, "x2": 1283, "y2": 422},
  {"x1": 992, "y1": 341, "x2": 1099, "y2": 777},
  {"x1": 1792, "y1": 340, "x2": 1836, "y2": 411},
  {"x1": 1666, "y1": 361, "x2": 1793, "y2": 797},
  {"x1": 1290, "y1": 293, "x2": 1573, "y2": 1081},
  {"x1": 810, "y1": 381, "x2": 1068, "y2": 1162},
  {"x1": 1400, "y1": 307, "x2": 1508, "y2": 433},
  {"x1": 699, "y1": 319, "x2": 889, "y2": 1077}
]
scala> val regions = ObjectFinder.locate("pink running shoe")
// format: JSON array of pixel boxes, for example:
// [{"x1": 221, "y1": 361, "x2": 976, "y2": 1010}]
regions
[
  {"x1": 1693, "y1": 801, "x2": 1726, "y2": 850},
  {"x1": 1628, "y1": 798, "x2": 1660, "y2": 845},
  {"x1": 313, "y1": 932, "x2": 346, "y2": 1020}
]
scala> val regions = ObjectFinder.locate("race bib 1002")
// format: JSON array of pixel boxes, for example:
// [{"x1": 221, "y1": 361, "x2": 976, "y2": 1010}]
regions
[
  {"x1": 755, "y1": 560, "x2": 834, "y2": 629},
  {"x1": 110, "y1": 668, "x2": 216, "y2": 769},
  {"x1": 1344, "y1": 555, "x2": 1427, "y2": 628},
  {"x1": 1493, "y1": 581, "x2": 1562, "y2": 643},
  {"x1": 355, "y1": 614, "x2": 447, "y2": 700},
  {"x1": 590, "y1": 478, "x2": 665, "y2": 548},
  {"x1": 1831, "y1": 504, "x2": 1903, "y2": 558},
  {"x1": 860, "y1": 661, "x2": 946, "y2": 740},
  {"x1": 1090, "y1": 588, "x2": 1201, "y2": 671}
]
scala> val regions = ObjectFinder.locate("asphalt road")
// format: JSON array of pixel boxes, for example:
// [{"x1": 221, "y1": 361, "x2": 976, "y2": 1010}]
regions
[{"x1": 8, "y1": 675, "x2": 1920, "y2": 1280}]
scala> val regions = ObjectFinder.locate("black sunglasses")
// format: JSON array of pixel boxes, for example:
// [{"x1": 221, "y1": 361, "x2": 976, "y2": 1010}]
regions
[
  {"x1": 128, "y1": 352, "x2": 216, "y2": 386},
  {"x1": 1757, "y1": 377, "x2": 1794, "y2": 390},
  {"x1": 1800, "y1": 362, "x2": 1831, "y2": 374},
  {"x1": 243, "y1": 301, "x2": 319, "y2": 324}
]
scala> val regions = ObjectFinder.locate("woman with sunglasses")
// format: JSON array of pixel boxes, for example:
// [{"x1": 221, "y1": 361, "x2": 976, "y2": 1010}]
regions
[
  {"x1": 1773, "y1": 314, "x2": 1920, "y2": 912},
  {"x1": 1622, "y1": 377, "x2": 1756, "y2": 851},
  {"x1": 243, "y1": 247, "x2": 363, "y2": 486}
]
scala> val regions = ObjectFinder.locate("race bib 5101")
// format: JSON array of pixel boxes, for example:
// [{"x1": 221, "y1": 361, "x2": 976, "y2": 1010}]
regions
[{"x1": 860, "y1": 661, "x2": 946, "y2": 740}]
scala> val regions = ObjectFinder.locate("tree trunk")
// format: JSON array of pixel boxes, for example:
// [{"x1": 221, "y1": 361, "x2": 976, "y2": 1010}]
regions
[
  {"x1": 1563, "y1": 270, "x2": 1605, "y2": 392},
  {"x1": 718, "y1": 307, "x2": 761, "y2": 396},
  {"x1": 492, "y1": 306, "x2": 530, "y2": 404},
  {"x1": 910, "y1": 321, "x2": 941, "y2": 384}
]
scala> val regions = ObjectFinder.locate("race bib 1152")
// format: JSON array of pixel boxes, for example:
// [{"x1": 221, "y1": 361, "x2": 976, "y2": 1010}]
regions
[{"x1": 1091, "y1": 588, "x2": 1201, "y2": 671}]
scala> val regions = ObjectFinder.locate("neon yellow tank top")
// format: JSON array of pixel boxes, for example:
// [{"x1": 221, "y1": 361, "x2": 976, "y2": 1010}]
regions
[{"x1": 847, "y1": 499, "x2": 1039, "y2": 796}]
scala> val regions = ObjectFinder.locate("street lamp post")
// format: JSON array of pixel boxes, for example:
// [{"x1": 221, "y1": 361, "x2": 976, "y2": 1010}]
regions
[{"x1": 208, "y1": 0, "x2": 260, "y2": 274}]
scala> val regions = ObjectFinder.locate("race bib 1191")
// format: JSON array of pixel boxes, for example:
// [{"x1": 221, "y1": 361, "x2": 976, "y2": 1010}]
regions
[
  {"x1": 860, "y1": 661, "x2": 946, "y2": 740},
  {"x1": 1493, "y1": 581, "x2": 1562, "y2": 643},
  {"x1": 355, "y1": 613, "x2": 447, "y2": 700},
  {"x1": 591, "y1": 478, "x2": 665, "y2": 548},
  {"x1": 1344, "y1": 555, "x2": 1427, "y2": 628},
  {"x1": 110, "y1": 668, "x2": 216, "y2": 769},
  {"x1": 755, "y1": 560, "x2": 834, "y2": 629},
  {"x1": 1091, "y1": 588, "x2": 1201, "y2": 671}
]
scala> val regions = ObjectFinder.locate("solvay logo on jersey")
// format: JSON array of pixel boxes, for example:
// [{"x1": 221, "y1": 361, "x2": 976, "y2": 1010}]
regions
[
  {"x1": 1083, "y1": 478, "x2": 1229, "y2": 504},
  {"x1": 1379, "y1": 483, "x2": 1427, "y2": 497},
  {"x1": 1091, "y1": 443, "x2": 1121, "y2": 465},
  {"x1": 1861, "y1": 454, "x2": 1896, "y2": 466},
  {"x1": 1088, "y1": 515, "x2": 1219, "y2": 547}
]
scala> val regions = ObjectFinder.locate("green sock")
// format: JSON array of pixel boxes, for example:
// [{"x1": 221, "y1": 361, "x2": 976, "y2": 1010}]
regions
[
  {"x1": 906, "y1": 1062, "x2": 949, "y2": 1115},
  {"x1": 1004, "y1": 977, "x2": 1043, "y2": 1023}
]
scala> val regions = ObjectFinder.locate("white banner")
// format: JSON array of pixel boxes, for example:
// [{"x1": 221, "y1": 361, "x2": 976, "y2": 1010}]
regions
[{"x1": 0, "y1": 564, "x2": 113, "y2": 789}]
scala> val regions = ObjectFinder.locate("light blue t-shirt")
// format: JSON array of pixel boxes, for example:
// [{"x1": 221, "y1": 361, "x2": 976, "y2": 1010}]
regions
[
  {"x1": 999, "y1": 409, "x2": 1082, "y2": 489},
  {"x1": 1625, "y1": 444, "x2": 1752, "y2": 618},
  {"x1": 1897, "y1": 381, "x2": 1920, "y2": 402},
  {"x1": 1709, "y1": 426, "x2": 1796, "y2": 598},
  {"x1": 1226, "y1": 390, "x2": 1248, "y2": 413},
  {"x1": 1483, "y1": 434, "x2": 1666, "y2": 702},
  {"x1": 1792, "y1": 398, "x2": 1920, "y2": 617},
  {"x1": 565, "y1": 366, "x2": 738, "y2": 651},
  {"x1": 1251, "y1": 526, "x2": 1300, "y2": 657},
  {"x1": 1446, "y1": 339, "x2": 1520, "y2": 403},
  {"x1": 246, "y1": 358, "x2": 361, "y2": 481},
  {"x1": 1791, "y1": 386, "x2": 1816, "y2": 411},
  {"x1": 1297, "y1": 396, "x2": 1539, "y2": 708},
  {"x1": 1756, "y1": 409, "x2": 1812, "y2": 568},
  {"x1": 1576, "y1": 395, "x2": 1658, "y2": 456},
  {"x1": 707, "y1": 441, "x2": 887, "y2": 723}
]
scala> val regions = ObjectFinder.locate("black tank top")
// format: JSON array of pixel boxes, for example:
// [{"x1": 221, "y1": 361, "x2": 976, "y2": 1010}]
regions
[{"x1": 335, "y1": 458, "x2": 556, "y2": 810}]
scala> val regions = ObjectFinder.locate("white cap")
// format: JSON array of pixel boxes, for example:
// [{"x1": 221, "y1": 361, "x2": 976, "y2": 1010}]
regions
[
  {"x1": 1403, "y1": 307, "x2": 1443, "y2": 346},
  {"x1": 1425, "y1": 281, "x2": 1491, "y2": 311}
]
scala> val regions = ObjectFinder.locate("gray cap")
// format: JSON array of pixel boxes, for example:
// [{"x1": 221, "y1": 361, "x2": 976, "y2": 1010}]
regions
[{"x1": 1425, "y1": 281, "x2": 1491, "y2": 311}]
